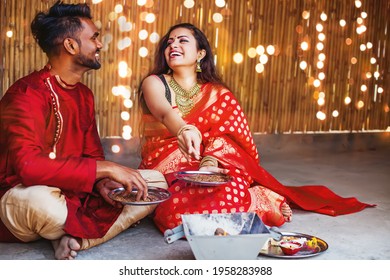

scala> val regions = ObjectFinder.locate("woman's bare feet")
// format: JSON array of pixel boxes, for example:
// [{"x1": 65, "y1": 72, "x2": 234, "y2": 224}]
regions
[
  {"x1": 52, "y1": 235, "x2": 81, "y2": 260},
  {"x1": 281, "y1": 202, "x2": 293, "y2": 222}
]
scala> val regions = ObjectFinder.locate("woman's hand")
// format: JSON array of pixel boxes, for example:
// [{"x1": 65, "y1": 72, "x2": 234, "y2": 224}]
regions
[
  {"x1": 177, "y1": 125, "x2": 201, "y2": 162},
  {"x1": 177, "y1": 127, "x2": 201, "y2": 161},
  {"x1": 199, "y1": 165, "x2": 229, "y2": 174}
]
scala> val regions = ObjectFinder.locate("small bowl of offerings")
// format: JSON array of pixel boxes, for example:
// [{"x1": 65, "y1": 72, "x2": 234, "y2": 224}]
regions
[{"x1": 279, "y1": 241, "x2": 303, "y2": 255}]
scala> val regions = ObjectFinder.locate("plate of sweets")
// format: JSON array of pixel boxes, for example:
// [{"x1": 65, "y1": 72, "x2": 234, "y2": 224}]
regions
[
  {"x1": 174, "y1": 171, "x2": 233, "y2": 186},
  {"x1": 108, "y1": 187, "x2": 171, "y2": 206}
]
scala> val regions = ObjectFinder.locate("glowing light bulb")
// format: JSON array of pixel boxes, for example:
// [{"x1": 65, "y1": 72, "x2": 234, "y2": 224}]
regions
[
  {"x1": 255, "y1": 63, "x2": 265, "y2": 73},
  {"x1": 299, "y1": 61, "x2": 307, "y2": 70},
  {"x1": 233, "y1": 53, "x2": 244, "y2": 64},
  {"x1": 247, "y1": 47, "x2": 257, "y2": 58},
  {"x1": 111, "y1": 145, "x2": 120, "y2": 153},
  {"x1": 212, "y1": 13, "x2": 223, "y2": 23}
]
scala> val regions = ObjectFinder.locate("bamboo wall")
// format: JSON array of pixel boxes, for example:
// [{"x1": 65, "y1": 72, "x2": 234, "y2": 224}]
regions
[{"x1": 1, "y1": 0, "x2": 389, "y2": 138}]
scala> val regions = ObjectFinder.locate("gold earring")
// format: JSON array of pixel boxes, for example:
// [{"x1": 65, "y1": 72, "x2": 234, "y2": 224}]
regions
[{"x1": 196, "y1": 59, "x2": 202, "y2": 73}]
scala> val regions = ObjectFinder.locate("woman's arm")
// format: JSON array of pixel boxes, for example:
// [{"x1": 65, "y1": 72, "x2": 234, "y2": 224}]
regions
[{"x1": 141, "y1": 75, "x2": 201, "y2": 160}]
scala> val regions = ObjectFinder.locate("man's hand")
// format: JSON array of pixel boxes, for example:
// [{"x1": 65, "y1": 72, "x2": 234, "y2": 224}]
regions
[
  {"x1": 95, "y1": 178, "x2": 124, "y2": 208},
  {"x1": 96, "y1": 161, "x2": 148, "y2": 201}
]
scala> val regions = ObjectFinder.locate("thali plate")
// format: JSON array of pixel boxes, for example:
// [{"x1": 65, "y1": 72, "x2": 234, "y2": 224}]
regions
[
  {"x1": 259, "y1": 231, "x2": 328, "y2": 259},
  {"x1": 108, "y1": 187, "x2": 171, "y2": 206},
  {"x1": 174, "y1": 171, "x2": 232, "y2": 186}
]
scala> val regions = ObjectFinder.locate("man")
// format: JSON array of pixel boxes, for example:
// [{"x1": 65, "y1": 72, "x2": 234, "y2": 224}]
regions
[{"x1": 0, "y1": 1, "x2": 167, "y2": 259}]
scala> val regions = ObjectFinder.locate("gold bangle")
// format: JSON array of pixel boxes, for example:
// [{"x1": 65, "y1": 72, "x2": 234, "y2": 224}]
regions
[
  {"x1": 177, "y1": 124, "x2": 202, "y2": 141},
  {"x1": 200, "y1": 155, "x2": 218, "y2": 167}
]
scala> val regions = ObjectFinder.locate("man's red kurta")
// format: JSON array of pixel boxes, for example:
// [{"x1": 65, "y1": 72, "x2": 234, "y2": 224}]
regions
[{"x1": 0, "y1": 66, "x2": 122, "y2": 241}]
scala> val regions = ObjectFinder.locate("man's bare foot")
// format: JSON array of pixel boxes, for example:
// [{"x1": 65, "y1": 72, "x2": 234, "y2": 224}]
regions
[
  {"x1": 52, "y1": 235, "x2": 81, "y2": 260},
  {"x1": 281, "y1": 202, "x2": 293, "y2": 222}
]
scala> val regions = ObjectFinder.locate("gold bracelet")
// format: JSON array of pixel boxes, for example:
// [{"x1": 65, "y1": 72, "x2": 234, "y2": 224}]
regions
[
  {"x1": 177, "y1": 124, "x2": 202, "y2": 141},
  {"x1": 200, "y1": 155, "x2": 218, "y2": 167}
]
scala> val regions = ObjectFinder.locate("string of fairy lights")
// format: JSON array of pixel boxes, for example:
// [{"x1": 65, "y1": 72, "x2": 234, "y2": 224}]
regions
[{"x1": 3, "y1": 0, "x2": 387, "y2": 155}]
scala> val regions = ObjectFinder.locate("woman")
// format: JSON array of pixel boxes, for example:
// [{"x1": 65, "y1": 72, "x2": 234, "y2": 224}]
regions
[{"x1": 138, "y1": 23, "x2": 373, "y2": 233}]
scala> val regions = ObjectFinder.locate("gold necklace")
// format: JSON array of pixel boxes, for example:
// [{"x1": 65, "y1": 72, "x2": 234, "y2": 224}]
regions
[{"x1": 168, "y1": 76, "x2": 200, "y2": 116}]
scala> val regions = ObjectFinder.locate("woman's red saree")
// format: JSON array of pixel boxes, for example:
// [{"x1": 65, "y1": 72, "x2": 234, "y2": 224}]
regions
[{"x1": 140, "y1": 83, "x2": 375, "y2": 233}]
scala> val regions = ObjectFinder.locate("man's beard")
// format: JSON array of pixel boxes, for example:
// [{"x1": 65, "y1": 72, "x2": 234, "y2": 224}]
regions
[{"x1": 77, "y1": 52, "x2": 101, "y2": 70}]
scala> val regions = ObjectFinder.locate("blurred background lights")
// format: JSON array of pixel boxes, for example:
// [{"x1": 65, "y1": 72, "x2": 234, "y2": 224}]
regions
[
  {"x1": 345, "y1": 38, "x2": 352, "y2": 45},
  {"x1": 118, "y1": 61, "x2": 128, "y2": 78},
  {"x1": 316, "y1": 23, "x2": 324, "y2": 32},
  {"x1": 108, "y1": 11, "x2": 117, "y2": 21},
  {"x1": 6, "y1": 30, "x2": 13, "y2": 38},
  {"x1": 111, "y1": 145, "x2": 120, "y2": 153},
  {"x1": 320, "y1": 12, "x2": 327, "y2": 21},
  {"x1": 317, "y1": 97, "x2": 325, "y2": 106},
  {"x1": 301, "y1": 41, "x2": 309, "y2": 51},
  {"x1": 92, "y1": 0, "x2": 103, "y2": 4},
  {"x1": 366, "y1": 72, "x2": 372, "y2": 79},
  {"x1": 316, "y1": 42, "x2": 324, "y2": 51},
  {"x1": 233, "y1": 53, "x2": 244, "y2": 63},
  {"x1": 332, "y1": 110, "x2": 339, "y2": 118},
  {"x1": 316, "y1": 111, "x2": 326, "y2": 120},
  {"x1": 302, "y1": 10, "x2": 310, "y2": 19},
  {"x1": 318, "y1": 33, "x2": 326, "y2": 41},
  {"x1": 138, "y1": 47, "x2": 149, "y2": 57},
  {"x1": 259, "y1": 54, "x2": 268, "y2": 64},
  {"x1": 212, "y1": 13, "x2": 223, "y2": 23},
  {"x1": 149, "y1": 32, "x2": 160, "y2": 43},
  {"x1": 124, "y1": 99, "x2": 134, "y2": 108},
  {"x1": 361, "y1": 12, "x2": 368, "y2": 19},
  {"x1": 318, "y1": 72, "x2": 325, "y2": 80},
  {"x1": 117, "y1": 37, "x2": 131, "y2": 50},
  {"x1": 139, "y1": 30, "x2": 149, "y2": 40},
  {"x1": 345, "y1": 96, "x2": 352, "y2": 104},
  {"x1": 247, "y1": 47, "x2": 257, "y2": 58},
  {"x1": 114, "y1": 4, "x2": 123, "y2": 13},
  {"x1": 318, "y1": 53, "x2": 326, "y2": 61},
  {"x1": 355, "y1": 1, "x2": 362, "y2": 8},
  {"x1": 313, "y1": 79, "x2": 321, "y2": 87},
  {"x1": 122, "y1": 125, "x2": 133, "y2": 140},
  {"x1": 215, "y1": 0, "x2": 226, "y2": 8},
  {"x1": 339, "y1": 19, "x2": 346, "y2": 27},
  {"x1": 351, "y1": 57, "x2": 358, "y2": 64},
  {"x1": 121, "y1": 111, "x2": 130, "y2": 121},
  {"x1": 357, "y1": 100, "x2": 364, "y2": 109},
  {"x1": 377, "y1": 87, "x2": 384, "y2": 94},
  {"x1": 183, "y1": 0, "x2": 195, "y2": 8},
  {"x1": 356, "y1": 25, "x2": 367, "y2": 34},
  {"x1": 137, "y1": 0, "x2": 147, "y2": 6},
  {"x1": 370, "y1": 57, "x2": 376, "y2": 64},
  {"x1": 319, "y1": 91, "x2": 325, "y2": 99},
  {"x1": 356, "y1": 17, "x2": 363, "y2": 25},
  {"x1": 299, "y1": 61, "x2": 307, "y2": 70},
  {"x1": 366, "y1": 42, "x2": 373, "y2": 49},
  {"x1": 255, "y1": 63, "x2": 265, "y2": 73},
  {"x1": 361, "y1": 84, "x2": 367, "y2": 92},
  {"x1": 256, "y1": 45, "x2": 265, "y2": 55},
  {"x1": 122, "y1": 131, "x2": 132, "y2": 140},
  {"x1": 145, "y1": 13, "x2": 156, "y2": 23},
  {"x1": 316, "y1": 61, "x2": 324, "y2": 69},
  {"x1": 266, "y1": 45, "x2": 275, "y2": 55},
  {"x1": 140, "y1": 11, "x2": 148, "y2": 21},
  {"x1": 374, "y1": 71, "x2": 380, "y2": 79}
]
